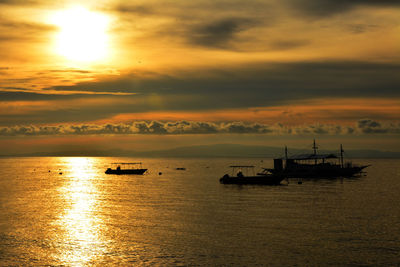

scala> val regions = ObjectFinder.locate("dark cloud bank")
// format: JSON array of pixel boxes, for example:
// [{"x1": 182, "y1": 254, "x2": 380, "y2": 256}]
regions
[
  {"x1": 44, "y1": 62, "x2": 400, "y2": 103},
  {"x1": 189, "y1": 17, "x2": 256, "y2": 48},
  {"x1": 2, "y1": 60, "x2": 399, "y2": 126},
  {"x1": 1, "y1": 58, "x2": 399, "y2": 129},
  {"x1": 6, "y1": 61, "x2": 400, "y2": 104},
  {"x1": 286, "y1": 0, "x2": 400, "y2": 17}
]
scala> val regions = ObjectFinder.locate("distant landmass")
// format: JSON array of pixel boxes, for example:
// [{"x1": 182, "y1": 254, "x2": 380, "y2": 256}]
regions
[{"x1": 2, "y1": 143, "x2": 400, "y2": 158}]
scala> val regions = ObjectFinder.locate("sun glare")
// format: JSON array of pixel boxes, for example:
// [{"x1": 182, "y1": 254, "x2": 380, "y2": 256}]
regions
[{"x1": 51, "y1": 6, "x2": 110, "y2": 63}]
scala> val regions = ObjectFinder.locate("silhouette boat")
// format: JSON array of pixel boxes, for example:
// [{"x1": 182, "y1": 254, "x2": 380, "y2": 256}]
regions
[
  {"x1": 220, "y1": 166, "x2": 285, "y2": 185},
  {"x1": 105, "y1": 162, "x2": 147, "y2": 175},
  {"x1": 267, "y1": 140, "x2": 370, "y2": 178}
]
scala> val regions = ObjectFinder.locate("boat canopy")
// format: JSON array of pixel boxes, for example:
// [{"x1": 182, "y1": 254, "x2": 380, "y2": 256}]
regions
[
  {"x1": 109, "y1": 162, "x2": 144, "y2": 169},
  {"x1": 111, "y1": 162, "x2": 142, "y2": 164},
  {"x1": 228, "y1": 165, "x2": 256, "y2": 176},
  {"x1": 229, "y1": 165, "x2": 255, "y2": 168},
  {"x1": 288, "y1": 153, "x2": 338, "y2": 160}
]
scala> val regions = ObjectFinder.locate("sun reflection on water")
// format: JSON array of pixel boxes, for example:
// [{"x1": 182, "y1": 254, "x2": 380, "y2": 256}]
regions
[{"x1": 56, "y1": 157, "x2": 107, "y2": 266}]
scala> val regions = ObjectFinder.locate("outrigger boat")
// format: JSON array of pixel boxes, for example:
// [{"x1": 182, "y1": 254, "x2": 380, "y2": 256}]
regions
[
  {"x1": 105, "y1": 162, "x2": 147, "y2": 175},
  {"x1": 220, "y1": 165, "x2": 285, "y2": 185},
  {"x1": 266, "y1": 140, "x2": 370, "y2": 178}
]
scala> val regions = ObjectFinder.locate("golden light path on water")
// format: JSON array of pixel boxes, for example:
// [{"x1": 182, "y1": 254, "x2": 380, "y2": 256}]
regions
[{"x1": 55, "y1": 157, "x2": 108, "y2": 266}]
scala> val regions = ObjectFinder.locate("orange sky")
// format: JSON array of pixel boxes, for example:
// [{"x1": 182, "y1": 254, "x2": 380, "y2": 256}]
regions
[{"x1": 1, "y1": 0, "x2": 400, "y2": 153}]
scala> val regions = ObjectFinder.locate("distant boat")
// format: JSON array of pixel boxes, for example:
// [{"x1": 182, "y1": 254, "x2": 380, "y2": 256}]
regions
[
  {"x1": 267, "y1": 140, "x2": 370, "y2": 178},
  {"x1": 176, "y1": 167, "x2": 186, "y2": 170},
  {"x1": 105, "y1": 162, "x2": 147, "y2": 175},
  {"x1": 219, "y1": 165, "x2": 285, "y2": 185}
]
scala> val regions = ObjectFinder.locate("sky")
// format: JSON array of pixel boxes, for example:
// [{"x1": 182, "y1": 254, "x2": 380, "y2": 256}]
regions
[{"x1": 0, "y1": 0, "x2": 400, "y2": 154}]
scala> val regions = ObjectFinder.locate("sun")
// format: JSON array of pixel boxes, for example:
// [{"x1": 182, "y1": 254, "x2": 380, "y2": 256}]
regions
[{"x1": 51, "y1": 6, "x2": 110, "y2": 63}]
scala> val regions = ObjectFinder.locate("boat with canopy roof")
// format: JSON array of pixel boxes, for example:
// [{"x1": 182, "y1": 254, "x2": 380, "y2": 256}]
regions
[
  {"x1": 105, "y1": 162, "x2": 147, "y2": 175},
  {"x1": 266, "y1": 140, "x2": 370, "y2": 178}
]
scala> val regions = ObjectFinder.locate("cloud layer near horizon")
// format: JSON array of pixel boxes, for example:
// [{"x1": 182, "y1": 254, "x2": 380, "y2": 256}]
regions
[{"x1": 1, "y1": 119, "x2": 399, "y2": 136}]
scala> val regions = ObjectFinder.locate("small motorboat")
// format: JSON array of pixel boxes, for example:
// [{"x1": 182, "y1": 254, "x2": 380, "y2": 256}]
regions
[
  {"x1": 105, "y1": 162, "x2": 147, "y2": 175},
  {"x1": 219, "y1": 166, "x2": 285, "y2": 185}
]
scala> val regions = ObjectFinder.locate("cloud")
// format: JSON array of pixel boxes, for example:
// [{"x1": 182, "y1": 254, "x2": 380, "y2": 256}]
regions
[
  {"x1": 46, "y1": 61, "x2": 400, "y2": 108},
  {"x1": 357, "y1": 119, "x2": 400, "y2": 134},
  {"x1": 286, "y1": 0, "x2": 400, "y2": 17},
  {"x1": 189, "y1": 17, "x2": 256, "y2": 48},
  {"x1": 0, "y1": 20, "x2": 56, "y2": 41},
  {"x1": 47, "y1": 69, "x2": 93, "y2": 74},
  {"x1": 110, "y1": 0, "x2": 274, "y2": 50},
  {"x1": 2, "y1": 60, "x2": 398, "y2": 127},
  {"x1": 112, "y1": 0, "x2": 274, "y2": 19},
  {"x1": 223, "y1": 122, "x2": 273, "y2": 134},
  {"x1": 1, "y1": 120, "x2": 399, "y2": 136},
  {"x1": 345, "y1": 24, "x2": 379, "y2": 34},
  {"x1": 291, "y1": 124, "x2": 355, "y2": 135},
  {"x1": 1, "y1": 60, "x2": 399, "y2": 126},
  {"x1": 0, "y1": 88, "x2": 134, "y2": 103},
  {"x1": 0, "y1": 0, "x2": 39, "y2": 5},
  {"x1": 114, "y1": 4, "x2": 154, "y2": 15},
  {"x1": 0, "y1": 121, "x2": 277, "y2": 136},
  {"x1": 268, "y1": 40, "x2": 310, "y2": 50},
  {"x1": 0, "y1": 21, "x2": 54, "y2": 31}
]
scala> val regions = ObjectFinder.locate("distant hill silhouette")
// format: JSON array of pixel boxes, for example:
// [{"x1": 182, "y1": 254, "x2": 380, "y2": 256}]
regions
[{"x1": 2, "y1": 143, "x2": 400, "y2": 158}]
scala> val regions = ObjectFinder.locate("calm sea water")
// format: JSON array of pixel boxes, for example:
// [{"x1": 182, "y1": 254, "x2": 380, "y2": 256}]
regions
[{"x1": 0, "y1": 157, "x2": 399, "y2": 266}]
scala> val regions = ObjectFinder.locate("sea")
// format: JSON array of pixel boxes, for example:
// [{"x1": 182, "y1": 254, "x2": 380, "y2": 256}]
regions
[{"x1": 0, "y1": 157, "x2": 399, "y2": 266}]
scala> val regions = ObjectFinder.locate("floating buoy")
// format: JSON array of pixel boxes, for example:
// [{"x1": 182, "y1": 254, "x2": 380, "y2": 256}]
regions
[
  {"x1": 159, "y1": 172, "x2": 162, "y2": 175},
  {"x1": 298, "y1": 181, "x2": 302, "y2": 184},
  {"x1": 59, "y1": 172, "x2": 63, "y2": 175}
]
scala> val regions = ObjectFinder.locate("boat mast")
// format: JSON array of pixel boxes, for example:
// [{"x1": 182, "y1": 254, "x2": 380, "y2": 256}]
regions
[
  {"x1": 284, "y1": 145, "x2": 288, "y2": 169},
  {"x1": 340, "y1": 144, "x2": 344, "y2": 168},
  {"x1": 285, "y1": 145, "x2": 288, "y2": 160},
  {"x1": 312, "y1": 139, "x2": 318, "y2": 164},
  {"x1": 312, "y1": 139, "x2": 318, "y2": 155}
]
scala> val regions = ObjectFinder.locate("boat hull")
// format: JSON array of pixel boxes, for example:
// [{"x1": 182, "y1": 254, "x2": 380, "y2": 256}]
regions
[
  {"x1": 219, "y1": 174, "x2": 285, "y2": 185},
  {"x1": 270, "y1": 165, "x2": 369, "y2": 178},
  {"x1": 105, "y1": 168, "x2": 147, "y2": 175}
]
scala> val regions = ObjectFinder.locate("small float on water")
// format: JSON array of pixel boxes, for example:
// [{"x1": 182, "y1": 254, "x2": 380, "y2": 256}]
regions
[
  {"x1": 220, "y1": 166, "x2": 285, "y2": 185},
  {"x1": 105, "y1": 162, "x2": 147, "y2": 175}
]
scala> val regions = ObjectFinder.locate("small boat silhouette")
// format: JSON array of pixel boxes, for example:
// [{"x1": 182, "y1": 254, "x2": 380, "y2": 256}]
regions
[
  {"x1": 220, "y1": 166, "x2": 284, "y2": 185},
  {"x1": 105, "y1": 163, "x2": 147, "y2": 175},
  {"x1": 267, "y1": 140, "x2": 370, "y2": 178}
]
